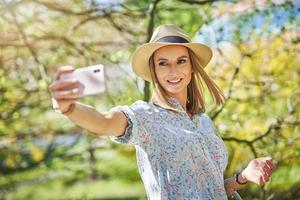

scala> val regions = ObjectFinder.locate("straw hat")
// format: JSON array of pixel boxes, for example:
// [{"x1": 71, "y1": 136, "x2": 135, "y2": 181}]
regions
[{"x1": 131, "y1": 24, "x2": 213, "y2": 82}]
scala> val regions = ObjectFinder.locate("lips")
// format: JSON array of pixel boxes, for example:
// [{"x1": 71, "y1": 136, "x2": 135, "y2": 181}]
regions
[{"x1": 167, "y1": 78, "x2": 183, "y2": 84}]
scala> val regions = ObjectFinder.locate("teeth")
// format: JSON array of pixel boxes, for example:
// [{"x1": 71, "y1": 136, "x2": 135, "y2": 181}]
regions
[{"x1": 168, "y1": 79, "x2": 181, "y2": 83}]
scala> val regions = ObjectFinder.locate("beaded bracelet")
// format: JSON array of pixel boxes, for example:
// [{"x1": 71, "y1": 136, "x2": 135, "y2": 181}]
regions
[{"x1": 235, "y1": 171, "x2": 248, "y2": 185}]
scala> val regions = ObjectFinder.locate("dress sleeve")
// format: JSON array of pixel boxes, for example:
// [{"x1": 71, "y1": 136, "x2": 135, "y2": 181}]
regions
[{"x1": 108, "y1": 100, "x2": 153, "y2": 146}]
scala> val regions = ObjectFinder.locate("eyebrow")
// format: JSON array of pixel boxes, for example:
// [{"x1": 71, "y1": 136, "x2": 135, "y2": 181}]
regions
[{"x1": 157, "y1": 55, "x2": 188, "y2": 61}]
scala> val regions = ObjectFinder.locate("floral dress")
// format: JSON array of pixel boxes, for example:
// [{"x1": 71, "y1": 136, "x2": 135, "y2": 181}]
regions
[{"x1": 109, "y1": 97, "x2": 228, "y2": 200}]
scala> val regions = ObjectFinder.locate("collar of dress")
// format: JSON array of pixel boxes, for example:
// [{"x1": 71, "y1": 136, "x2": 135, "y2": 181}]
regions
[{"x1": 167, "y1": 96, "x2": 186, "y2": 112}]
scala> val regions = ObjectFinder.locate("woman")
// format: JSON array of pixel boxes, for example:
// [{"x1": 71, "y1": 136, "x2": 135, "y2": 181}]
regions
[{"x1": 49, "y1": 24, "x2": 276, "y2": 199}]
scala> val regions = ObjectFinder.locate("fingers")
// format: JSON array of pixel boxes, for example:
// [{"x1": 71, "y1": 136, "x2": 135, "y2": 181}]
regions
[
  {"x1": 260, "y1": 175, "x2": 269, "y2": 185},
  {"x1": 49, "y1": 66, "x2": 80, "y2": 112},
  {"x1": 262, "y1": 166, "x2": 271, "y2": 177},
  {"x1": 256, "y1": 168, "x2": 269, "y2": 184},
  {"x1": 259, "y1": 157, "x2": 276, "y2": 171},
  {"x1": 261, "y1": 158, "x2": 276, "y2": 184},
  {"x1": 262, "y1": 169, "x2": 271, "y2": 183},
  {"x1": 257, "y1": 171, "x2": 269, "y2": 185},
  {"x1": 266, "y1": 159, "x2": 276, "y2": 171},
  {"x1": 249, "y1": 157, "x2": 276, "y2": 185},
  {"x1": 52, "y1": 88, "x2": 81, "y2": 100},
  {"x1": 55, "y1": 65, "x2": 75, "y2": 80},
  {"x1": 264, "y1": 159, "x2": 276, "y2": 178},
  {"x1": 263, "y1": 166, "x2": 272, "y2": 176},
  {"x1": 56, "y1": 98, "x2": 78, "y2": 105},
  {"x1": 48, "y1": 79, "x2": 80, "y2": 92}
]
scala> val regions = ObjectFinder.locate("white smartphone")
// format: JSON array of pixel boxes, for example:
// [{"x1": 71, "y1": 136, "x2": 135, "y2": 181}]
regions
[{"x1": 59, "y1": 64, "x2": 106, "y2": 97}]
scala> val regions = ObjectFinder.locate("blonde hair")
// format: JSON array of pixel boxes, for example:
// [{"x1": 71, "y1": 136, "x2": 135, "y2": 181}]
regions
[{"x1": 149, "y1": 47, "x2": 225, "y2": 114}]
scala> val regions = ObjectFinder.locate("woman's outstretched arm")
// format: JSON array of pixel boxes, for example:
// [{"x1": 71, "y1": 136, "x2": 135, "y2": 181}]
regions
[
  {"x1": 48, "y1": 65, "x2": 128, "y2": 137},
  {"x1": 64, "y1": 102, "x2": 128, "y2": 137}
]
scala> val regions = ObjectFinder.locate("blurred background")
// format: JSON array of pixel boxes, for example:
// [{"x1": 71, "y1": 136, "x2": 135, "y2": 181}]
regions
[{"x1": 0, "y1": 0, "x2": 299, "y2": 199}]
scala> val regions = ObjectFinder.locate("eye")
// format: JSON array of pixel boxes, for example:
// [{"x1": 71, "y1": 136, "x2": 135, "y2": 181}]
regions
[
  {"x1": 158, "y1": 62, "x2": 168, "y2": 66},
  {"x1": 178, "y1": 59, "x2": 186, "y2": 64}
]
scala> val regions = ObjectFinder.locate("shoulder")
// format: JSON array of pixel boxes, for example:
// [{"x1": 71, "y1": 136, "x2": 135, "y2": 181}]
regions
[
  {"x1": 131, "y1": 100, "x2": 150, "y2": 108},
  {"x1": 112, "y1": 100, "x2": 154, "y2": 114},
  {"x1": 199, "y1": 112, "x2": 212, "y2": 121},
  {"x1": 199, "y1": 112, "x2": 215, "y2": 127},
  {"x1": 110, "y1": 100, "x2": 158, "y2": 119},
  {"x1": 116, "y1": 100, "x2": 156, "y2": 117},
  {"x1": 128, "y1": 100, "x2": 153, "y2": 112},
  {"x1": 199, "y1": 112, "x2": 220, "y2": 135},
  {"x1": 129, "y1": 100, "x2": 158, "y2": 114},
  {"x1": 111, "y1": 100, "x2": 150, "y2": 111}
]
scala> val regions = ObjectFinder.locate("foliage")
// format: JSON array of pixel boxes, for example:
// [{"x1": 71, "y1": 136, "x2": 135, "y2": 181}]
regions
[{"x1": 0, "y1": 0, "x2": 299, "y2": 199}]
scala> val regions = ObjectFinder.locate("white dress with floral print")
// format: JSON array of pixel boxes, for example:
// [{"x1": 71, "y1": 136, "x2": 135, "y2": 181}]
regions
[{"x1": 109, "y1": 97, "x2": 228, "y2": 200}]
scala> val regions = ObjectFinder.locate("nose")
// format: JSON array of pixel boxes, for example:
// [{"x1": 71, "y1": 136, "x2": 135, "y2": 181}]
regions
[{"x1": 168, "y1": 63, "x2": 180, "y2": 76}]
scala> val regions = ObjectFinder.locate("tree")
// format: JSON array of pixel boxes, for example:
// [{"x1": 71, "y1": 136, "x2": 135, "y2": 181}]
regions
[{"x1": 0, "y1": 0, "x2": 299, "y2": 199}]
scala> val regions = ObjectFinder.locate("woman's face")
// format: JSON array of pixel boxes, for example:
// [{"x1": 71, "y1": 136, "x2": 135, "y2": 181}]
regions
[{"x1": 153, "y1": 45, "x2": 193, "y2": 96}]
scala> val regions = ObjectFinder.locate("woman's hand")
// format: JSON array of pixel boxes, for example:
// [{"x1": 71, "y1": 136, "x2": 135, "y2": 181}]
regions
[
  {"x1": 48, "y1": 66, "x2": 81, "y2": 113},
  {"x1": 241, "y1": 156, "x2": 276, "y2": 185}
]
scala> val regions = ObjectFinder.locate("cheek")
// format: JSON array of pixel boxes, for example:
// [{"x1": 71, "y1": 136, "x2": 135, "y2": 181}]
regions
[
  {"x1": 155, "y1": 67, "x2": 168, "y2": 79},
  {"x1": 154, "y1": 67, "x2": 166, "y2": 85},
  {"x1": 157, "y1": 75, "x2": 168, "y2": 88},
  {"x1": 183, "y1": 65, "x2": 193, "y2": 79}
]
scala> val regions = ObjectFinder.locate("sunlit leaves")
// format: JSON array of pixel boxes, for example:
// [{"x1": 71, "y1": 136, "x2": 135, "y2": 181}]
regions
[{"x1": 0, "y1": 0, "x2": 299, "y2": 199}]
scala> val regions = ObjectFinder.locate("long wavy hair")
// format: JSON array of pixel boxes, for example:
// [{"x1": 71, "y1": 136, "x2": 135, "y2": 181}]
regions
[{"x1": 149, "y1": 47, "x2": 226, "y2": 114}]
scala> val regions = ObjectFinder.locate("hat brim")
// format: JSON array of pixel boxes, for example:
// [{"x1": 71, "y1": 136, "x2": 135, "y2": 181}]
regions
[{"x1": 130, "y1": 42, "x2": 213, "y2": 82}]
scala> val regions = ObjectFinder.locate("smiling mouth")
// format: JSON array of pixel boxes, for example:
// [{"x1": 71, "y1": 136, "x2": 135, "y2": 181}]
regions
[{"x1": 167, "y1": 78, "x2": 183, "y2": 85}]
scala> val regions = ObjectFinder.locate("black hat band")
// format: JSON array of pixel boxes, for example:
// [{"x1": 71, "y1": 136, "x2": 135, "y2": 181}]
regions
[{"x1": 155, "y1": 36, "x2": 189, "y2": 43}]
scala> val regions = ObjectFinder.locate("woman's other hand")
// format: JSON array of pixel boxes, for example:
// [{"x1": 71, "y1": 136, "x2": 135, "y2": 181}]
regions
[{"x1": 241, "y1": 156, "x2": 276, "y2": 185}]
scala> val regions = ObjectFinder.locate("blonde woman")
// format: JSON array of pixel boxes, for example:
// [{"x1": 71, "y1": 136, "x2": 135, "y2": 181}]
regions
[{"x1": 49, "y1": 24, "x2": 276, "y2": 199}]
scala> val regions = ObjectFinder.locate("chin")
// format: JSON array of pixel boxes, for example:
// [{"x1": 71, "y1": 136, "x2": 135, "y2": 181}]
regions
[
  {"x1": 162, "y1": 85, "x2": 187, "y2": 95},
  {"x1": 165, "y1": 89, "x2": 184, "y2": 95}
]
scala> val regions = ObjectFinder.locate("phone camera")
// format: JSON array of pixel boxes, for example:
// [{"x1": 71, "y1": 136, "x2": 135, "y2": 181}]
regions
[{"x1": 94, "y1": 69, "x2": 100, "y2": 73}]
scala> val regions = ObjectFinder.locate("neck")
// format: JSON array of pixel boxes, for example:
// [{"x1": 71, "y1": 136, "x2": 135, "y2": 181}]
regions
[{"x1": 168, "y1": 90, "x2": 188, "y2": 112}]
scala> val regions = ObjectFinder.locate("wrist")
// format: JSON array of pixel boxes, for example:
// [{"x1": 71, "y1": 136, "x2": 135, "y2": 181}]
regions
[
  {"x1": 54, "y1": 103, "x2": 76, "y2": 115},
  {"x1": 62, "y1": 103, "x2": 76, "y2": 115},
  {"x1": 240, "y1": 170, "x2": 248, "y2": 183},
  {"x1": 235, "y1": 171, "x2": 248, "y2": 185}
]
